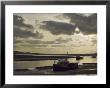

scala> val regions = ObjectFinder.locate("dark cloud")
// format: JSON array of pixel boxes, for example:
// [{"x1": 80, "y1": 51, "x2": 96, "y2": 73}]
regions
[
  {"x1": 14, "y1": 40, "x2": 23, "y2": 44},
  {"x1": 55, "y1": 14, "x2": 68, "y2": 20},
  {"x1": 25, "y1": 40, "x2": 55, "y2": 45},
  {"x1": 51, "y1": 45, "x2": 66, "y2": 47},
  {"x1": 13, "y1": 15, "x2": 43, "y2": 39},
  {"x1": 14, "y1": 27, "x2": 35, "y2": 38},
  {"x1": 55, "y1": 37, "x2": 72, "y2": 43},
  {"x1": 91, "y1": 38, "x2": 97, "y2": 44},
  {"x1": 64, "y1": 13, "x2": 97, "y2": 35},
  {"x1": 44, "y1": 41, "x2": 56, "y2": 44},
  {"x1": 14, "y1": 27, "x2": 43, "y2": 38},
  {"x1": 21, "y1": 44, "x2": 48, "y2": 47},
  {"x1": 13, "y1": 15, "x2": 33, "y2": 29},
  {"x1": 70, "y1": 44, "x2": 81, "y2": 47},
  {"x1": 26, "y1": 40, "x2": 44, "y2": 44},
  {"x1": 35, "y1": 45, "x2": 48, "y2": 47},
  {"x1": 40, "y1": 21, "x2": 76, "y2": 35}
]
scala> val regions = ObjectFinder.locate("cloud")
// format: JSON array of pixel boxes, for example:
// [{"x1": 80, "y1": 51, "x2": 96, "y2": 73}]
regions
[
  {"x1": 44, "y1": 37, "x2": 72, "y2": 44},
  {"x1": 21, "y1": 44, "x2": 48, "y2": 47},
  {"x1": 14, "y1": 15, "x2": 33, "y2": 29},
  {"x1": 51, "y1": 45, "x2": 66, "y2": 47},
  {"x1": 35, "y1": 45, "x2": 48, "y2": 47},
  {"x1": 91, "y1": 38, "x2": 97, "y2": 44},
  {"x1": 13, "y1": 15, "x2": 43, "y2": 39},
  {"x1": 24, "y1": 37, "x2": 72, "y2": 45},
  {"x1": 26, "y1": 40, "x2": 45, "y2": 44},
  {"x1": 55, "y1": 14, "x2": 69, "y2": 20},
  {"x1": 14, "y1": 27, "x2": 43, "y2": 38},
  {"x1": 14, "y1": 40, "x2": 23, "y2": 44},
  {"x1": 40, "y1": 21, "x2": 76, "y2": 35},
  {"x1": 25, "y1": 40, "x2": 56, "y2": 45},
  {"x1": 64, "y1": 13, "x2": 97, "y2": 35},
  {"x1": 55, "y1": 37, "x2": 72, "y2": 43}
]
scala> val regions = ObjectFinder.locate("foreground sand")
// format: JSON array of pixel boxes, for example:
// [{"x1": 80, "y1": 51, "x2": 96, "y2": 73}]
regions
[{"x1": 14, "y1": 63, "x2": 97, "y2": 75}]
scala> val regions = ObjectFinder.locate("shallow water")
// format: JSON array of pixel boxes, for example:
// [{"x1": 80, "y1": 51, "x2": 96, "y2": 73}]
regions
[{"x1": 14, "y1": 57, "x2": 97, "y2": 69}]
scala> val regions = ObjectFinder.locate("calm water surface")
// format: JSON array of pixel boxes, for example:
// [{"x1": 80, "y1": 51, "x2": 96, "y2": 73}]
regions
[{"x1": 14, "y1": 57, "x2": 97, "y2": 69}]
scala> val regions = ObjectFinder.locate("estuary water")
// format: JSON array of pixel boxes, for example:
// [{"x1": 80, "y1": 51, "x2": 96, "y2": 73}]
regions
[{"x1": 14, "y1": 57, "x2": 97, "y2": 69}]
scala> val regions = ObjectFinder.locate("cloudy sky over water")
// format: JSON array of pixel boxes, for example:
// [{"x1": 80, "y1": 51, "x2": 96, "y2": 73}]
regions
[{"x1": 13, "y1": 13, "x2": 97, "y2": 54}]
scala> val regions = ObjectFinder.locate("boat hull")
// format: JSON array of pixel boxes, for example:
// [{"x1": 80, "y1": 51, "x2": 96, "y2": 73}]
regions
[{"x1": 53, "y1": 63, "x2": 78, "y2": 71}]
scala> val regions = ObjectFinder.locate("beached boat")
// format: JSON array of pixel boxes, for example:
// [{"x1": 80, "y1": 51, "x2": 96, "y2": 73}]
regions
[{"x1": 53, "y1": 59, "x2": 78, "y2": 71}]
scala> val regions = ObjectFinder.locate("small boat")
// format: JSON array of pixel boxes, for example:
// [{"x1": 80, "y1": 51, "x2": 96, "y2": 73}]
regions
[{"x1": 53, "y1": 59, "x2": 78, "y2": 71}]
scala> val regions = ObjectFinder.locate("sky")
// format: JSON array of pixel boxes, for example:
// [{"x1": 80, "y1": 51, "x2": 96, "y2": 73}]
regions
[{"x1": 13, "y1": 13, "x2": 97, "y2": 54}]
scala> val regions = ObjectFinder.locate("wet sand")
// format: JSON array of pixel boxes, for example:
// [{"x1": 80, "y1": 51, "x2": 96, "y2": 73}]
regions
[{"x1": 14, "y1": 63, "x2": 97, "y2": 75}]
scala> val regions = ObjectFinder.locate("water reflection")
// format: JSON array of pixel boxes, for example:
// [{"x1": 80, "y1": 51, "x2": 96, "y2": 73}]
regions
[{"x1": 14, "y1": 57, "x2": 97, "y2": 69}]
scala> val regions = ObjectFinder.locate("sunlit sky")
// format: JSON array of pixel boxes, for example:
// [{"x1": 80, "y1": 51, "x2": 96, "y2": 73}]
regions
[{"x1": 14, "y1": 13, "x2": 97, "y2": 54}]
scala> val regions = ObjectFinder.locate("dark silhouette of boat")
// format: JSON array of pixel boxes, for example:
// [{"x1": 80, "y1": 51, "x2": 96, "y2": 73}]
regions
[
  {"x1": 53, "y1": 59, "x2": 78, "y2": 71},
  {"x1": 14, "y1": 51, "x2": 97, "y2": 72}
]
